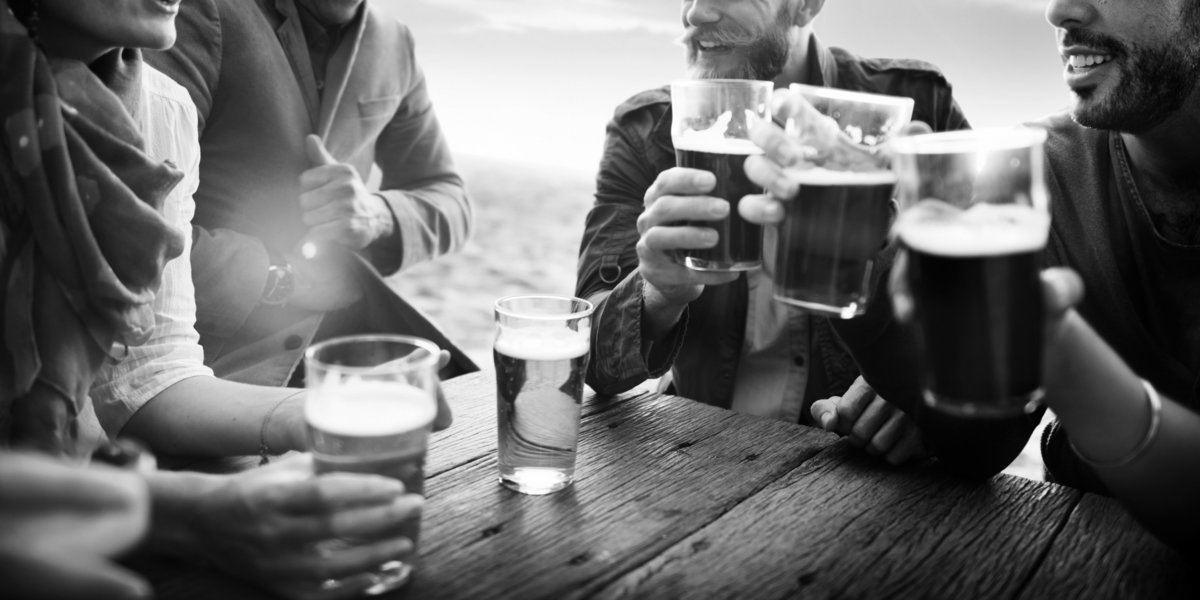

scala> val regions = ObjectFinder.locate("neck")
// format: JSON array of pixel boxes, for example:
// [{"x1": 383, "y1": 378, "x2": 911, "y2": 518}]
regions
[
  {"x1": 772, "y1": 26, "x2": 815, "y2": 89},
  {"x1": 1120, "y1": 86, "x2": 1200, "y2": 191}
]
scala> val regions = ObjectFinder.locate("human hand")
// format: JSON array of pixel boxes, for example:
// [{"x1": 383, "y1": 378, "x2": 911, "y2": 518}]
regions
[
  {"x1": 192, "y1": 454, "x2": 421, "y2": 600},
  {"x1": 0, "y1": 453, "x2": 151, "y2": 600},
  {"x1": 637, "y1": 167, "x2": 739, "y2": 308},
  {"x1": 285, "y1": 244, "x2": 363, "y2": 312},
  {"x1": 810, "y1": 376, "x2": 928, "y2": 465},
  {"x1": 300, "y1": 134, "x2": 394, "y2": 251}
]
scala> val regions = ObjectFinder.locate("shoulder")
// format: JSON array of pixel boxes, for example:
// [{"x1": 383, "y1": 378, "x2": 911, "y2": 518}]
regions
[
  {"x1": 612, "y1": 86, "x2": 670, "y2": 122},
  {"x1": 830, "y1": 46, "x2": 955, "y2": 93}
]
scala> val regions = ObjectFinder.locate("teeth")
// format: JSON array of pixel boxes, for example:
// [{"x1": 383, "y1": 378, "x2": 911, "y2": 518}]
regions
[
  {"x1": 699, "y1": 41, "x2": 721, "y2": 50},
  {"x1": 1068, "y1": 54, "x2": 1111, "y2": 68}
]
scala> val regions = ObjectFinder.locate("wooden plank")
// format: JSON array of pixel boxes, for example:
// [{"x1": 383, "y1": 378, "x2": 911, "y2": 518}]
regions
[
  {"x1": 591, "y1": 443, "x2": 1083, "y2": 600},
  {"x1": 1018, "y1": 494, "x2": 1200, "y2": 599},
  {"x1": 395, "y1": 393, "x2": 839, "y2": 600}
]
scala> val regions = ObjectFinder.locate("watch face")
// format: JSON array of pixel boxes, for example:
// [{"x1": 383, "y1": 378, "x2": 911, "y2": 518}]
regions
[{"x1": 263, "y1": 263, "x2": 295, "y2": 305}]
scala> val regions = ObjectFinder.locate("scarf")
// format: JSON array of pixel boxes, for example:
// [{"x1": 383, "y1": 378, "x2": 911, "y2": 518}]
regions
[{"x1": 0, "y1": 3, "x2": 186, "y2": 457}]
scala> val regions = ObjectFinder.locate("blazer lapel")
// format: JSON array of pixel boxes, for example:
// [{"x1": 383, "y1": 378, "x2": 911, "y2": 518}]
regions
[
  {"x1": 271, "y1": 0, "x2": 320, "y2": 129},
  {"x1": 315, "y1": 2, "x2": 367, "y2": 143}
]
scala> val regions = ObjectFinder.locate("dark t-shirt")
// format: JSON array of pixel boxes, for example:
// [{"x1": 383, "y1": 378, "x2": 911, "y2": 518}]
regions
[{"x1": 1040, "y1": 113, "x2": 1200, "y2": 491}]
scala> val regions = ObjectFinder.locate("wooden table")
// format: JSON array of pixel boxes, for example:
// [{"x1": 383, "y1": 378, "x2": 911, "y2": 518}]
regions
[{"x1": 148, "y1": 371, "x2": 1197, "y2": 599}]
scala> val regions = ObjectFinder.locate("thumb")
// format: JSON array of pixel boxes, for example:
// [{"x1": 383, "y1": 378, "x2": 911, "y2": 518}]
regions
[
  {"x1": 810, "y1": 399, "x2": 839, "y2": 432},
  {"x1": 304, "y1": 133, "x2": 338, "y2": 167}
]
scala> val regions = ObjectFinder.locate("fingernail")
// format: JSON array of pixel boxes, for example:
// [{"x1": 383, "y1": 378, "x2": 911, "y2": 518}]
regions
[
  {"x1": 765, "y1": 202, "x2": 784, "y2": 222},
  {"x1": 820, "y1": 414, "x2": 834, "y2": 430},
  {"x1": 710, "y1": 201, "x2": 729, "y2": 217},
  {"x1": 694, "y1": 171, "x2": 715, "y2": 188}
]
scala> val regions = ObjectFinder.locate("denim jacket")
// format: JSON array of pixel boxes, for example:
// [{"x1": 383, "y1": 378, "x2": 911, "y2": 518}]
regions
[{"x1": 576, "y1": 37, "x2": 969, "y2": 412}]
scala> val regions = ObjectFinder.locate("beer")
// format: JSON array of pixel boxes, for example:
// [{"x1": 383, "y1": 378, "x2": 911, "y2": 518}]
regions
[
  {"x1": 494, "y1": 326, "x2": 589, "y2": 495},
  {"x1": 306, "y1": 381, "x2": 435, "y2": 587},
  {"x1": 897, "y1": 200, "x2": 1050, "y2": 417},
  {"x1": 675, "y1": 134, "x2": 765, "y2": 271},
  {"x1": 773, "y1": 168, "x2": 897, "y2": 318}
]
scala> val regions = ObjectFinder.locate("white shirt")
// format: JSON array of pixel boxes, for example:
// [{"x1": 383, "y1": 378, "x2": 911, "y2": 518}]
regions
[{"x1": 89, "y1": 65, "x2": 213, "y2": 437}]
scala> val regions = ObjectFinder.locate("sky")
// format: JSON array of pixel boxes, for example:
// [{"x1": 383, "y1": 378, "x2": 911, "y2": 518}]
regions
[{"x1": 374, "y1": 0, "x2": 1070, "y2": 171}]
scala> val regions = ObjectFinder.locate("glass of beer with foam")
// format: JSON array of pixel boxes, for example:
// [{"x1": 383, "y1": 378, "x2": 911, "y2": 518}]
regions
[
  {"x1": 305, "y1": 335, "x2": 440, "y2": 593},
  {"x1": 772, "y1": 84, "x2": 913, "y2": 318},
  {"x1": 891, "y1": 128, "x2": 1050, "y2": 417},
  {"x1": 494, "y1": 295, "x2": 594, "y2": 495},
  {"x1": 671, "y1": 79, "x2": 773, "y2": 272}
]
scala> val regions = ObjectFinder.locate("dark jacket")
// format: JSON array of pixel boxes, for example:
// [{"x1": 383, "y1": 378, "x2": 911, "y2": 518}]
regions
[{"x1": 577, "y1": 37, "x2": 969, "y2": 413}]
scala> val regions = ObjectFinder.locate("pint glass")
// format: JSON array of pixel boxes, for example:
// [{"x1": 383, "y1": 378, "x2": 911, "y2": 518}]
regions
[
  {"x1": 305, "y1": 335, "x2": 440, "y2": 593},
  {"x1": 772, "y1": 84, "x2": 913, "y2": 318},
  {"x1": 494, "y1": 295, "x2": 593, "y2": 495},
  {"x1": 670, "y1": 79, "x2": 773, "y2": 272},
  {"x1": 891, "y1": 128, "x2": 1051, "y2": 417}
]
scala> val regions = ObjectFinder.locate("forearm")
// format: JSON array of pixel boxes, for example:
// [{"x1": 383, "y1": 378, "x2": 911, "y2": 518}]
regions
[
  {"x1": 121, "y1": 377, "x2": 306, "y2": 458},
  {"x1": 642, "y1": 281, "x2": 689, "y2": 343},
  {"x1": 1046, "y1": 312, "x2": 1200, "y2": 553}
]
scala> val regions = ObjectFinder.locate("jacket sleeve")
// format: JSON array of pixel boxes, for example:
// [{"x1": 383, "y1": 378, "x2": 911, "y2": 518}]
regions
[
  {"x1": 369, "y1": 27, "x2": 472, "y2": 276},
  {"x1": 145, "y1": 0, "x2": 269, "y2": 339},
  {"x1": 576, "y1": 101, "x2": 686, "y2": 395}
]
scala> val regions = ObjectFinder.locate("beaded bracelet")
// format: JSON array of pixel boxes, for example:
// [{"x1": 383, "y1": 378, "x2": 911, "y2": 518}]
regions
[{"x1": 1070, "y1": 379, "x2": 1162, "y2": 469}]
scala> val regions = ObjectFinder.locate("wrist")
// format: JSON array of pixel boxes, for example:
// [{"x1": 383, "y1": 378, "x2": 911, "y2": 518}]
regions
[
  {"x1": 366, "y1": 192, "x2": 396, "y2": 242},
  {"x1": 641, "y1": 278, "x2": 691, "y2": 342},
  {"x1": 260, "y1": 255, "x2": 295, "y2": 306},
  {"x1": 264, "y1": 393, "x2": 308, "y2": 458},
  {"x1": 144, "y1": 470, "x2": 223, "y2": 560}
]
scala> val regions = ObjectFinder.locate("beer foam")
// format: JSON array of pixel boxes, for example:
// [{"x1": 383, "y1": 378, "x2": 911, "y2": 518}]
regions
[
  {"x1": 495, "y1": 326, "x2": 590, "y2": 361},
  {"x1": 896, "y1": 200, "x2": 1050, "y2": 256},
  {"x1": 674, "y1": 131, "x2": 764, "y2": 155},
  {"x1": 785, "y1": 166, "x2": 897, "y2": 186},
  {"x1": 306, "y1": 381, "x2": 435, "y2": 436}
]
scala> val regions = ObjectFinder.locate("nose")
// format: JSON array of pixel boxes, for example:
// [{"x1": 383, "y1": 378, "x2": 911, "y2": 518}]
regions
[
  {"x1": 683, "y1": 0, "x2": 722, "y2": 27},
  {"x1": 1045, "y1": 0, "x2": 1096, "y2": 29}
]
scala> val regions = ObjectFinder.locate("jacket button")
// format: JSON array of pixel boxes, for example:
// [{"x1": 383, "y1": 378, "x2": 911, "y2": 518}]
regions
[
  {"x1": 794, "y1": 355, "x2": 806, "y2": 367},
  {"x1": 284, "y1": 335, "x2": 304, "y2": 351}
]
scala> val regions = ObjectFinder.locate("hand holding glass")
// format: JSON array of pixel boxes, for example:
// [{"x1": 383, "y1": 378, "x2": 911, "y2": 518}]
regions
[{"x1": 305, "y1": 335, "x2": 440, "y2": 593}]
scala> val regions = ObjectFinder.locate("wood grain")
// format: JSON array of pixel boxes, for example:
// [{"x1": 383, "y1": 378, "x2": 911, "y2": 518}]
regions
[
  {"x1": 395, "y1": 392, "x2": 838, "y2": 600},
  {"x1": 591, "y1": 443, "x2": 1084, "y2": 600}
]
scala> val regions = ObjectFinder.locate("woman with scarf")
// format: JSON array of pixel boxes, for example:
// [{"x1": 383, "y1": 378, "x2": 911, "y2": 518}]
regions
[{"x1": 0, "y1": 1, "x2": 428, "y2": 598}]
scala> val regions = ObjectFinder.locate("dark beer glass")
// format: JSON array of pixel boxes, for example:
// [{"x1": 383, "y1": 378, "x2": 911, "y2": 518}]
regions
[
  {"x1": 670, "y1": 79, "x2": 772, "y2": 272},
  {"x1": 891, "y1": 128, "x2": 1051, "y2": 417},
  {"x1": 305, "y1": 335, "x2": 441, "y2": 593},
  {"x1": 773, "y1": 84, "x2": 913, "y2": 318},
  {"x1": 494, "y1": 295, "x2": 593, "y2": 495}
]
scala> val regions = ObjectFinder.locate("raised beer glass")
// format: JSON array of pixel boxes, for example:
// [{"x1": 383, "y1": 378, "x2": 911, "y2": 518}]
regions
[
  {"x1": 305, "y1": 334, "x2": 440, "y2": 593},
  {"x1": 494, "y1": 295, "x2": 594, "y2": 495},
  {"x1": 891, "y1": 128, "x2": 1051, "y2": 417},
  {"x1": 670, "y1": 79, "x2": 773, "y2": 272},
  {"x1": 772, "y1": 84, "x2": 913, "y2": 318}
]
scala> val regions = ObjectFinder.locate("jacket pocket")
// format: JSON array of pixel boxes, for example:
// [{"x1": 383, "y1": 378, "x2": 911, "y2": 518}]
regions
[{"x1": 358, "y1": 95, "x2": 401, "y2": 120}]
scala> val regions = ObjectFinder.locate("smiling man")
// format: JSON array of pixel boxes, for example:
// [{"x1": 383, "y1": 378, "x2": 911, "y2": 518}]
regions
[{"x1": 575, "y1": 0, "x2": 968, "y2": 463}]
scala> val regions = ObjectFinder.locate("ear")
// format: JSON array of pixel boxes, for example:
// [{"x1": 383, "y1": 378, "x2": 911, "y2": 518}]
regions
[{"x1": 792, "y1": 0, "x2": 827, "y2": 27}]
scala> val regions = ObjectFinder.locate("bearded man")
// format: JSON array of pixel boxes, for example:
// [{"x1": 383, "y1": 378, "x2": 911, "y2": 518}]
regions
[{"x1": 574, "y1": 0, "x2": 968, "y2": 463}]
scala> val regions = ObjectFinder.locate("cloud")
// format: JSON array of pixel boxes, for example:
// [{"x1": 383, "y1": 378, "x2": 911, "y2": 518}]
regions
[
  {"x1": 391, "y1": 0, "x2": 679, "y2": 35},
  {"x1": 963, "y1": 0, "x2": 1047, "y2": 12}
]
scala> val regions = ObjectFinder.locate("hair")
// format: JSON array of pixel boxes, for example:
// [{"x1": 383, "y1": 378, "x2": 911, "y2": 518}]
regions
[{"x1": 8, "y1": 0, "x2": 38, "y2": 41}]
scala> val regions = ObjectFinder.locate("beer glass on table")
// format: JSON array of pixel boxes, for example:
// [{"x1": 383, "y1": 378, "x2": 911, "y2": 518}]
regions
[
  {"x1": 305, "y1": 335, "x2": 440, "y2": 593},
  {"x1": 772, "y1": 84, "x2": 913, "y2": 318},
  {"x1": 670, "y1": 79, "x2": 773, "y2": 272},
  {"x1": 891, "y1": 128, "x2": 1051, "y2": 417},
  {"x1": 494, "y1": 295, "x2": 594, "y2": 495}
]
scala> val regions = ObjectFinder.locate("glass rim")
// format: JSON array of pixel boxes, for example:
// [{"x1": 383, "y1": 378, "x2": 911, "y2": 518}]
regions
[
  {"x1": 788, "y1": 83, "x2": 916, "y2": 110},
  {"x1": 494, "y1": 294, "x2": 595, "y2": 321},
  {"x1": 890, "y1": 127, "x2": 1048, "y2": 155},
  {"x1": 670, "y1": 78, "x2": 774, "y2": 91},
  {"x1": 304, "y1": 334, "x2": 441, "y2": 372}
]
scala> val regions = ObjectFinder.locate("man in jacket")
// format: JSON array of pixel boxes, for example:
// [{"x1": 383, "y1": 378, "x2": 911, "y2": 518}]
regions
[
  {"x1": 149, "y1": 0, "x2": 475, "y2": 386},
  {"x1": 576, "y1": 0, "x2": 968, "y2": 462}
]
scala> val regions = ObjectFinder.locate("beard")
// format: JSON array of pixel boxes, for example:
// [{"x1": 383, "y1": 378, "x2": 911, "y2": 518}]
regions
[
  {"x1": 1068, "y1": 15, "x2": 1200, "y2": 133},
  {"x1": 685, "y1": 26, "x2": 790, "y2": 81}
]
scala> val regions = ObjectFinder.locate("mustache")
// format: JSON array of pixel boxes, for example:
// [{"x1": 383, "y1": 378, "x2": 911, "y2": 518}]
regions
[
  {"x1": 677, "y1": 25, "x2": 757, "y2": 48},
  {"x1": 1061, "y1": 28, "x2": 1126, "y2": 55}
]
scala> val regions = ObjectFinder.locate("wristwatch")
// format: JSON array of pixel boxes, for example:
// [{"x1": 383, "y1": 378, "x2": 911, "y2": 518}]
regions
[{"x1": 261, "y1": 257, "x2": 296, "y2": 306}]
